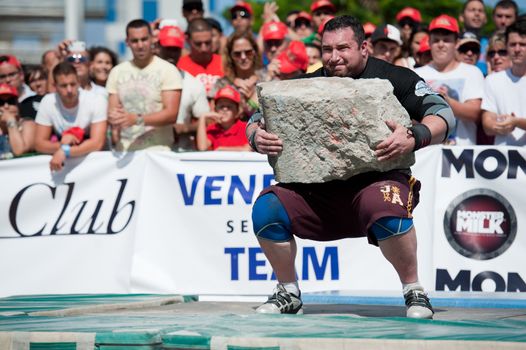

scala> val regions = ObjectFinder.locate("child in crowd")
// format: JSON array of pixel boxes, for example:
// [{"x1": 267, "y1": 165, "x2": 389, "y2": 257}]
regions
[{"x1": 196, "y1": 85, "x2": 250, "y2": 151}]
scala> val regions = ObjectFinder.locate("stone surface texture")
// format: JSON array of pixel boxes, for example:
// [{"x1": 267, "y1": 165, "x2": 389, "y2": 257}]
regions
[{"x1": 257, "y1": 77, "x2": 415, "y2": 183}]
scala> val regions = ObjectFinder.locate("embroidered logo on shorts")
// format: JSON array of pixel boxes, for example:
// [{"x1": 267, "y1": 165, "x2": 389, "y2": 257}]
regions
[
  {"x1": 380, "y1": 185, "x2": 404, "y2": 206},
  {"x1": 415, "y1": 80, "x2": 436, "y2": 97}
]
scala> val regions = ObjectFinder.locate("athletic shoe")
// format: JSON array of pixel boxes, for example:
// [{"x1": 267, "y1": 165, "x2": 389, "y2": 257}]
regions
[
  {"x1": 256, "y1": 284, "x2": 303, "y2": 314},
  {"x1": 404, "y1": 289, "x2": 434, "y2": 319}
]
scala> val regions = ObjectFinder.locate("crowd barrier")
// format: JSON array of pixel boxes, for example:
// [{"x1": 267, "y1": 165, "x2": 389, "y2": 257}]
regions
[{"x1": 0, "y1": 146, "x2": 525, "y2": 298}]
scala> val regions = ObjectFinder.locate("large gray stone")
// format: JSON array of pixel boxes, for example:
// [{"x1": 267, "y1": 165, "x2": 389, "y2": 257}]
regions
[{"x1": 257, "y1": 76, "x2": 415, "y2": 183}]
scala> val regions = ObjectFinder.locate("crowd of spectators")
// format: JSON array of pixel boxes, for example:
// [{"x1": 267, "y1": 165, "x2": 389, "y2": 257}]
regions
[{"x1": 0, "y1": 0, "x2": 525, "y2": 168}]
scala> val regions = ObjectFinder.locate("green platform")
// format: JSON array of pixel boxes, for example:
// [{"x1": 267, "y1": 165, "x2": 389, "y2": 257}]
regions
[{"x1": 0, "y1": 294, "x2": 525, "y2": 350}]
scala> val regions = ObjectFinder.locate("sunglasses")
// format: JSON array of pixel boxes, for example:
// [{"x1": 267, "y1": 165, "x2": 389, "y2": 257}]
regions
[
  {"x1": 232, "y1": 10, "x2": 251, "y2": 20},
  {"x1": 294, "y1": 19, "x2": 311, "y2": 29},
  {"x1": 487, "y1": 49, "x2": 508, "y2": 58},
  {"x1": 398, "y1": 18, "x2": 417, "y2": 28},
  {"x1": 0, "y1": 71, "x2": 19, "y2": 81},
  {"x1": 0, "y1": 97, "x2": 17, "y2": 106},
  {"x1": 313, "y1": 9, "x2": 334, "y2": 16},
  {"x1": 458, "y1": 45, "x2": 480, "y2": 55},
  {"x1": 264, "y1": 39, "x2": 284, "y2": 49},
  {"x1": 66, "y1": 54, "x2": 88, "y2": 63},
  {"x1": 232, "y1": 49, "x2": 255, "y2": 59}
]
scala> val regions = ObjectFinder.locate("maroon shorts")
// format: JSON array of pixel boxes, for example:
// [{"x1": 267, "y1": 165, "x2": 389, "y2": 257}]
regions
[{"x1": 258, "y1": 170, "x2": 421, "y2": 246}]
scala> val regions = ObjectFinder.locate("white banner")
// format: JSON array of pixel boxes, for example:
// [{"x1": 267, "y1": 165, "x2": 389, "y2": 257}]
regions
[{"x1": 0, "y1": 147, "x2": 524, "y2": 298}]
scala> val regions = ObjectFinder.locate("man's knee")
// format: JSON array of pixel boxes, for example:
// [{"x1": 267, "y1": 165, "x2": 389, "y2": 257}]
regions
[
  {"x1": 370, "y1": 216, "x2": 414, "y2": 241},
  {"x1": 252, "y1": 193, "x2": 292, "y2": 242}
]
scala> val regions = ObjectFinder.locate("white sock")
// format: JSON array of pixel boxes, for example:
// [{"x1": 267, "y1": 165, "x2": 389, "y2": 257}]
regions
[
  {"x1": 402, "y1": 281, "x2": 423, "y2": 295},
  {"x1": 281, "y1": 281, "x2": 300, "y2": 296}
]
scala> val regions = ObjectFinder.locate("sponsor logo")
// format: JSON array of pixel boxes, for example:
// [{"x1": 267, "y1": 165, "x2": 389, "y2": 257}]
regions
[
  {"x1": 443, "y1": 189, "x2": 517, "y2": 260},
  {"x1": 436, "y1": 269, "x2": 526, "y2": 292},
  {"x1": 414, "y1": 80, "x2": 436, "y2": 97}
]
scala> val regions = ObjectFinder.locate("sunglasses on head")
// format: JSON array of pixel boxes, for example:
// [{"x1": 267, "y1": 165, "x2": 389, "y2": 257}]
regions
[
  {"x1": 487, "y1": 49, "x2": 508, "y2": 58},
  {"x1": 0, "y1": 96, "x2": 17, "y2": 106},
  {"x1": 232, "y1": 10, "x2": 251, "y2": 20},
  {"x1": 66, "y1": 54, "x2": 88, "y2": 63},
  {"x1": 458, "y1": 45, "x2": 480, "y2": 55},
  {"x1": 183, "y1": 3, "x2": 203, "y2": 12},
  {"x1": 232, "y1": 49, "x2": 255, "y2": 59}
]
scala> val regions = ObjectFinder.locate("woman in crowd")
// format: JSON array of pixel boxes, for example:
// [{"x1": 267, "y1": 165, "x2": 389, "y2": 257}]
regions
[
  {"x1": 89, "y1": 46, "x2": 118, "y2": 87},
  {"x1": 486, "y1": 33, "x2": 511, "y2": 74},
  {"x1": 0, "y1": 84, "x2": 35, "y2": 158},
  {"x1": 212, "y1": 31, "x2": 263, "y2": 120},
  {"x1": 395, "y1": 24, "x2": 428, "y2": 70},
  {"x1": 25, "y1": 66, "x2": 48, "y2": 96}
]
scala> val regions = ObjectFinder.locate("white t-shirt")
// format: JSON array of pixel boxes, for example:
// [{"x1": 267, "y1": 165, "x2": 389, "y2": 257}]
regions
[
  {"x1": 481, "y1": 69, "x2": 526, "y2": 146},
  {"x1": 415, "y1": 62, "x2": 484, "y2": 145},
  {"x1": 106, "y1": 56, "x2": 183, "y2": 151},
  {"x1": 175, "y1": 70, "x2": 210, "y2": 151},
  {"x1": 35, "y1": 89, "x2": 107, "y2": 135},
  {"x1": 90, "y1": 81, "x2": 108, "y2": 99}
]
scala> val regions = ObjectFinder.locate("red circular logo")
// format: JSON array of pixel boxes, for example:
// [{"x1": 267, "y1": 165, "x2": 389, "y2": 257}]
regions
[{"x1": 443, "y1": 189, "x2": 517, "y2": 260}]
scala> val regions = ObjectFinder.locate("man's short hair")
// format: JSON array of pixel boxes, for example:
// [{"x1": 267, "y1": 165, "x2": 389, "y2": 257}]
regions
[
  {"x1": 52, "y1": 62, "x2": 77, "y2": 81},
  {"x1": 494, "y1": 0, "x2": 518, "y2": 15},
  {"x1": 321, "y1": 15, "x2": 365, "y2": 45},
  {"x1": 462, "y1": 0, "x2": 485, "y2": 12},
  {"x1": 126, "y1": 19, "x2": 152, "y2": 37},
  {"x1": 187, "y1": 18, "x2": 212, "y2": 36},
  {"x1": 505, "y1": 17, "x2": 526, "y2": 42}
]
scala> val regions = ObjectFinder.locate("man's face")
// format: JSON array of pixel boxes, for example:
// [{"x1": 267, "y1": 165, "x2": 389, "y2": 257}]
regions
[
  {"x1": 231, "y1": 10, "x2": 252, "y2": 33},
  {"x1": 54, "y1": 74, "x2": 79, "y2": 107},
  {"x1": 456, "y1": 42, "x2": 480, "y2": 65},
  {"x1": 461, "y1": 1, "x2": 487, "y2": 30},
  {"x1": 210, "y1": 28, "x2": 222, "y2": 54},
  {"x1": 126, "y1": 27, "x2": 153, "y2": 61},
  {"x1": 321, "y1": 27, "x2": 368, "y2": 77},
  {"x1": 160, "y1": 46, "x2": 182, "y2": 65},
  {"x1": 306, "y1": 46, "x2": 321, "y2": 66},
  {"x1": 493, "y1": 7, "x2": 517, "y2": 31},
  {"x1": 264, "y1": 39, "x2": 286, "y2": 61},
  {"x1": 183, "y1": 4, "x2": 204, "y2": 23},
  {"x1": 66, "y1": 50, "x2": 90, "y2": 81},
  {"x1": 507, "y1": 32, "x2": 526, "y2": 67},
  {"x1": 430, "y1": 31, "x2": 457, "y2": 66},
  {"x1": 0, "y1": 63, "x2": 22, "y2": 90},
  {"x1": 372, "y1": 40, "x2": 400, "y2": 63},
  {"x1": 189, "y1": 31, "x2": 213, "y2": 61}
]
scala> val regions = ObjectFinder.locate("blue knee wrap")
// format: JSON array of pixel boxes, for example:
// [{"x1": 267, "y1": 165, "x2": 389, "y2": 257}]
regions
[
  {"x1": 252, "y1": 193, "x2": 292, "y2": 242},
  {"x1": 370, "y1": 216, "x2": 414, "y2": 241}
]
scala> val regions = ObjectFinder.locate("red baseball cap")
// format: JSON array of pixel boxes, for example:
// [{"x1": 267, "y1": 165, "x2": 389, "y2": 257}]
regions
[
  {"x1": 0, "y1": 55, "x2": 22, "y2": 70},
  {"x1": 277, "y1": 41, "x2": 309, "y2": 74},
  {"x1": 0, "y1": 83, "x2": 18, "y2": 97},
  {"x1": 363, "y1": 22, "x2": 376, "y2": 36},
  {"x1": 310, "y1": 0, "x2": 336, "y2": 13},
  {"x1": 230, "y1": 1, "x2": 253, "y2": 16},
  {"x1": 318, "y1": 15, "x2": 335, "y2": 35},
  {"x1": 214, "y1": 85, "x2": 241, "y2": 104},
  {"x1": 261, "y1": 21, "x2": 288, "y2": 41},
  {"x1": 429, "y1": 14, "x2": 459, "y2": 34},
  {"x1": 417, "y1": 34, "x2": 430, "y2": 53},
  {"x1": 396, "y1": 7, "x2": 422, "y2": 23},
  {"x1": 158, "y1": 26, "x2": 185, "y2": 48},
  {"x1": 296, "y1": 11, "x2": 312, "y2": 23}
]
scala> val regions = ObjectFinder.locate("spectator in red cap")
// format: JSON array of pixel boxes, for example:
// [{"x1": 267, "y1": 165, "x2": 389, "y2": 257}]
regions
[
  {"x1": 0, "y1": 83, "x2": 36, "y2": 158},
  {"x1": 0, "y1": 55, "x2": 35, "y2": 103},
  {"x1": 414, "y1": 34, "x2": 432, "y2": 68},
  {"x1": 213, "y1": 31, "x2": 262, "y2": 120},
  {"x1": 158, "y1": 25, "x2": 211, "y2": 151},
  {"x1": 196, "y1": 85, "x2": 250, "y2": 151},
  {"x1": 370, "y1": 24, "x2": 403, "y2": 64},
  {"x1": 293, "y1": 11, "x2": 314, "y2": 40},
  {"x1": 415, "y1": 14, "x2": 484, "y2": 145},
  {"x1": 396, "y1": 7, "x2": 422, "y2": 44},
  {"x1": 261, "y1": 21, "x2": 289, "y2": 65},
  {"x1": 230, "y1": 1, "x2": 254, "y2": 35},
  {"x1": 274, "y1": 40, "x2": 309, "y2": 80},
  {"x1": 310, "y1": 0, "x2": 336, "y2": 30},
  {"x1": 178, "y1": 18, "x2": 224, "y2": 97}
]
